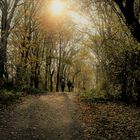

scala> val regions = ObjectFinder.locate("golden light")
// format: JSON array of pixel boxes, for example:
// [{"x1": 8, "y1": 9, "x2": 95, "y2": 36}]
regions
[
  {"x1": 50, "y1": 0, "x2": 65, "y2": 15},
  {"x1": 68, "y1": 11, "x2": 89, "y2": 25}
]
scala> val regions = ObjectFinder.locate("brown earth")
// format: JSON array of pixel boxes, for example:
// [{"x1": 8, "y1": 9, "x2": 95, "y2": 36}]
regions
[
  {"x1": 0, "y1": 92, "x2": 140, "y2": 140},
  {"x1": 0, "y1": 93, "x2": 84, "y2": 140}
]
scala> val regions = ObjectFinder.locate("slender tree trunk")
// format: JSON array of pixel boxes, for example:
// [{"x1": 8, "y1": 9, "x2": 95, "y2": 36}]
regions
[
  {"x1": 56, "y1": 69, "x2": 60, "y2": 92},
  {"x1": 0, "y1": 0, "x2": 20, "y2": 84},
  {"x1": 30, "y1": 64, "x2": 34, "y2": 88},
  {"x1": 50, "y1": 70, "x2": 54, "y2": 92},
  {"x1": 0, "y1": 26, "x2": 9, "y2": 82},
  {"x1": 45, "y1": 64, "x2": 49, "y2": 90},
  {"x1": 56, "y1": 38, "x2": 62, "y2": 92},
  {"x1": 34, "y1": 62, "x2": 40, "y2": 89}
]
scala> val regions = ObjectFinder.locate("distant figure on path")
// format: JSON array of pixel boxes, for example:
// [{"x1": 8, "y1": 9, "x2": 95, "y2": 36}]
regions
[
  {"x1": 67, "y1": 80, "x2": 72, "y2": 92},
  {"x1": 61, "y1": 79, "x2": 65, "y2": 92}
]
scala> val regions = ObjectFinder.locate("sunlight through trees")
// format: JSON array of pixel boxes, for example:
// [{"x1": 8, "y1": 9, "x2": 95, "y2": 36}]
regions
[{"x1": 0, "y1": 0, "x2": 140, "y2": 104}]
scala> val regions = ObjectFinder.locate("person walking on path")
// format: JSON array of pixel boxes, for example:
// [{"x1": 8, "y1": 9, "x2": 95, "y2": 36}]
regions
[
  {"x1": 61, "y1": 79, "x2": 65, "y2": 92},
  {"x1": 67, "y1": 80, "x2": 72, "y2": 92}
]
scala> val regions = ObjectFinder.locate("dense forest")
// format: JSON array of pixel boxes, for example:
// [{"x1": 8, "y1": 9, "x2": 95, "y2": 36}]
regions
[
  {"x1": 0, "y1": 0, "x2": 140, "y2": 104},
  {"x1": 0, "y1": 1, "x2": 140, "y2": 140}
]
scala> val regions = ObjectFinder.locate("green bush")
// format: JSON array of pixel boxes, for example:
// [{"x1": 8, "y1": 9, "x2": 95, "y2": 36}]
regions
[
  {"x1": 79, "y1": 88, "x2": 108, "y2": 103},
  {"x1": 0, "y1": 89, "x2": 23, "y2": 105},
  {"x1": 22, "y1": 87, "x2": 45, "y2": 95}
]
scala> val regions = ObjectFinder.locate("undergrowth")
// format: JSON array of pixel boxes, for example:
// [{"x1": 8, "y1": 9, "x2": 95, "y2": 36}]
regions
[
  {"x1": 79, "y1": 88, "x2": 116, "y2": 103},
  {"x1": 0, "y1": 89, "x2": 23, "y2": 105}
]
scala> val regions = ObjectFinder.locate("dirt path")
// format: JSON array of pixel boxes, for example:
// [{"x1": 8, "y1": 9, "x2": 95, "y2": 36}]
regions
[
  {"x1": 1, "y1": 92, "x2": 140, "y2": 140},
  {"x1": 0, "y1": 93, "x2": 84, "y2": 140}
]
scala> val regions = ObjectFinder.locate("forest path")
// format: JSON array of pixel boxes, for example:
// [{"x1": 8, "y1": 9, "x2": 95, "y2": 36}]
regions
[
  {"x1": 1, "y1": 93, "x2": 140, "y2": 140},
  {"x1": 0, "y1": 93, "x2": 84, "y2": 140}
]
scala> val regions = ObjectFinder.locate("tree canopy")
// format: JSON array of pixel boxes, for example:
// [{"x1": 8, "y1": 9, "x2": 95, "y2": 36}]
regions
[{"x1": 0, "y1": 0, "x2": 140, "y2": 103}]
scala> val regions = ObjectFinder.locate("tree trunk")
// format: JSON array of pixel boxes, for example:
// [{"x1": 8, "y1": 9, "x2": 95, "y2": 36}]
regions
[
  {"x1": 56, "y1": 38, "x2": 62, "y2": 92},
  {"x1": 50, "y1": 70, "x2": 54, "y2": 92},
  {"x1": 114, "y1": 0, "x2": 140, "y2": 43},
  {"x1": 45, "y1": 65, "x2": 49, "y2": 90},
  {"x1": 0, "y1": 27, "x2": 9, "y2": 82},
  {"x1": 0, "y1": 0, "x2": 20, "y2": 84},
  {"x1": 34, "y1": 63, "x2": 40, "y2": 89},
  {"x1": 56, "y1": 70, "x2": 60, "y2": 92}
]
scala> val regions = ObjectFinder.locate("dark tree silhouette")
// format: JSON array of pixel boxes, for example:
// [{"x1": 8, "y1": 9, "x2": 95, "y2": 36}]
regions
[{"x1": 113, "y1": 0, "x2": 140, "y2": 43}]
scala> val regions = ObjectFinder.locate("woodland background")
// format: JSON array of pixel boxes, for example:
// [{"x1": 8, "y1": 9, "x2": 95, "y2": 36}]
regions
[{"x1": 0, "y1": 0, "x2": 140, "y2": 104}]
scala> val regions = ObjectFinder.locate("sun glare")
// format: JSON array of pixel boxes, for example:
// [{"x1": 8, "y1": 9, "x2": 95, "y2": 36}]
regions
[
  {"x1": 69, "y1": 12, "x2": 89, "y2": 25},
  {"x1": 50, "y1": 0, "x2": 64, "y2": 15}
]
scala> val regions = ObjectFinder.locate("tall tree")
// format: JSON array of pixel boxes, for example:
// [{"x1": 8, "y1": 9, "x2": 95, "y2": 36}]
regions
[
  {"x1": 112, "y1": 0, "x2": 140, "y2": 43},
  {"x1": 0, "y1": 0, "x2": 21, "y2": 84}
]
